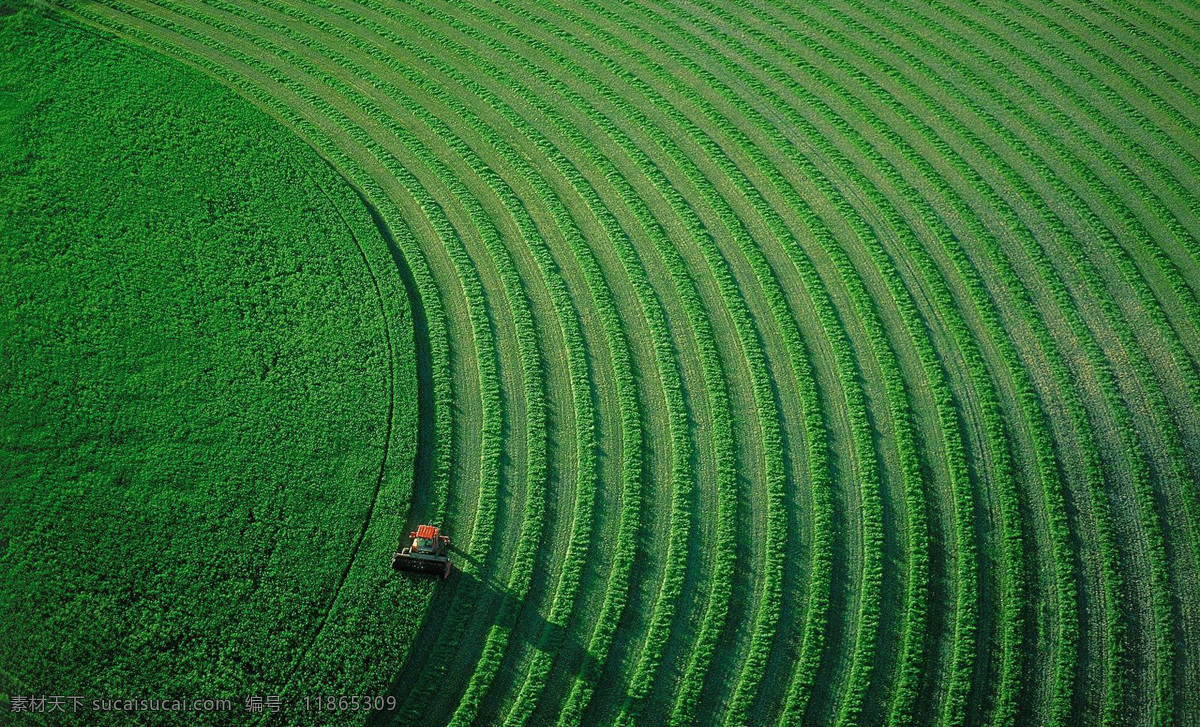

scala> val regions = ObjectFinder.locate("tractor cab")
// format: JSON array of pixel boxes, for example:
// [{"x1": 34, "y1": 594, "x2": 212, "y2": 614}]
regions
[
  {"x1": 392, "y1": 524, "x2": 452, "y2": 579},
  {"x1": 411, "y1": 533, "x2": 438, "y2": 554}
]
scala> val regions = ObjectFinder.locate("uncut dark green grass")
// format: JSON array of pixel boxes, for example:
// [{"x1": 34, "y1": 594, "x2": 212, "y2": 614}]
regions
[{"x1": 0, "y1": 6, "x2": 422, "y2": 723}]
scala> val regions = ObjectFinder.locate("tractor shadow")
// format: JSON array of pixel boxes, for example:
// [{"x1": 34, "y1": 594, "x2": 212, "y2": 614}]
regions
[
  {"x1": 333, "y1": 163, "x2": 437, "y2": 524},
  {"x1": 369, "y1": 542, "x2": 601, "y2": 724}
]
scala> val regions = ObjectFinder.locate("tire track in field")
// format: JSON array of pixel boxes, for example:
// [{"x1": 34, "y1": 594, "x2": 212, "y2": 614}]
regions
[{"x1": 279, "y1": 156, "x2": 397, "y2": 687}]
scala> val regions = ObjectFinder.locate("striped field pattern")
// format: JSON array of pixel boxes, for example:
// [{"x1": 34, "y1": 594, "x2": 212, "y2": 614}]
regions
[{"x1": 59, "y1": 0, "x2": 1200, "y2": 724}]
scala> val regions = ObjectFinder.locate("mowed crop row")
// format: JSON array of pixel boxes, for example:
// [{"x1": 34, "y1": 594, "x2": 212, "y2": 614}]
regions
[{"x1": 58, "y1": 0, "x2": 1200, "y2": 725}]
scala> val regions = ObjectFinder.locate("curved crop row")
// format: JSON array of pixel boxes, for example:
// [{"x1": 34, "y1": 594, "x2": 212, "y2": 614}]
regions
[
  {"x1": 764, "y1": 2, "x2": 1132, "y2": 722},
  {"x1": 460, "y1": 8, "x2": 835, "y2": 724},
  {"x1": 386, "y1": 6, "x2": 751, "y2": 725},
  {"x1": 855, "y1": 2, "x2": 1194, "y2": 721},
  {"x1": 561, "y1": 12, "x2": 946, "y2": 724},
  {"x1": 491, "y1": 7, "x2": 838, "y2": 725},
  {"x1": 524, "y1": 4, "x2": 921, "y2": 725},
  {"x1": 612, "y1": 5, "x2": 1023, "y2": 724},
  {"x1": 753, "y1": 3, "x2": 1101, "y2": 722},
  {"x1": 949, "y1": 0, "x2": 1200, "y2": 521},
  {"x1": 552, "y1": 1, "x2": 974, "y2": 724},
  {"x1": 1056, "y1": 0, "x2": 1200, "y2": 125},
  {"x1": 259, "y1": 11, "x2": 612, "y2": 722},
  {"x1": 811, "y1": 0, "x2": 1184, "y2": 721},
  {"x1": 672, "y1": 3, "x2": 1099, "y2": 723},
  {"x1": 276, "y1": 4, "x2": 670, "y2": 721},
  {"x1": 1006, "y1": 0, "x2": 1200, "y2": 269},
  {"x1": 969, "y1": 0, "x2": 1200, "y2": 574},
  {"x1": 357, "y1": 10, "x2": 723, "y2": 724},
  {"x1": 682, "y1": 3, "x2": 1195, "y2": 723},
  {"x1": 436, "y1": 9, "x2": 794, "y2": 722},
  {"x1": 338, "y1": 4, "x2": 741, "y2": 725},
  {"x1": 549, "y1": 14, "x2": 969, "y2": 724},
  {"x1": 751, "y1": 6, "x2": 1085, "y2": 720}
]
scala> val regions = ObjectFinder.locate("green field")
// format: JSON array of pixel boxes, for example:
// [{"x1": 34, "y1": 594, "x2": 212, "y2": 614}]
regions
[
  {"x1": 3, "y1": 0, "x2": 1199, "y2": 724},
  {"x1": 0, "y1": 6, "x2": 421, "y2": 722}
]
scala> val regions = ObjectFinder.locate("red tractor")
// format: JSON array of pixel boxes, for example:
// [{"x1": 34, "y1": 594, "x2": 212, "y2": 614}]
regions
[{"x1": 392, "y1": 524, "x2": 452, "y2": 579}]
